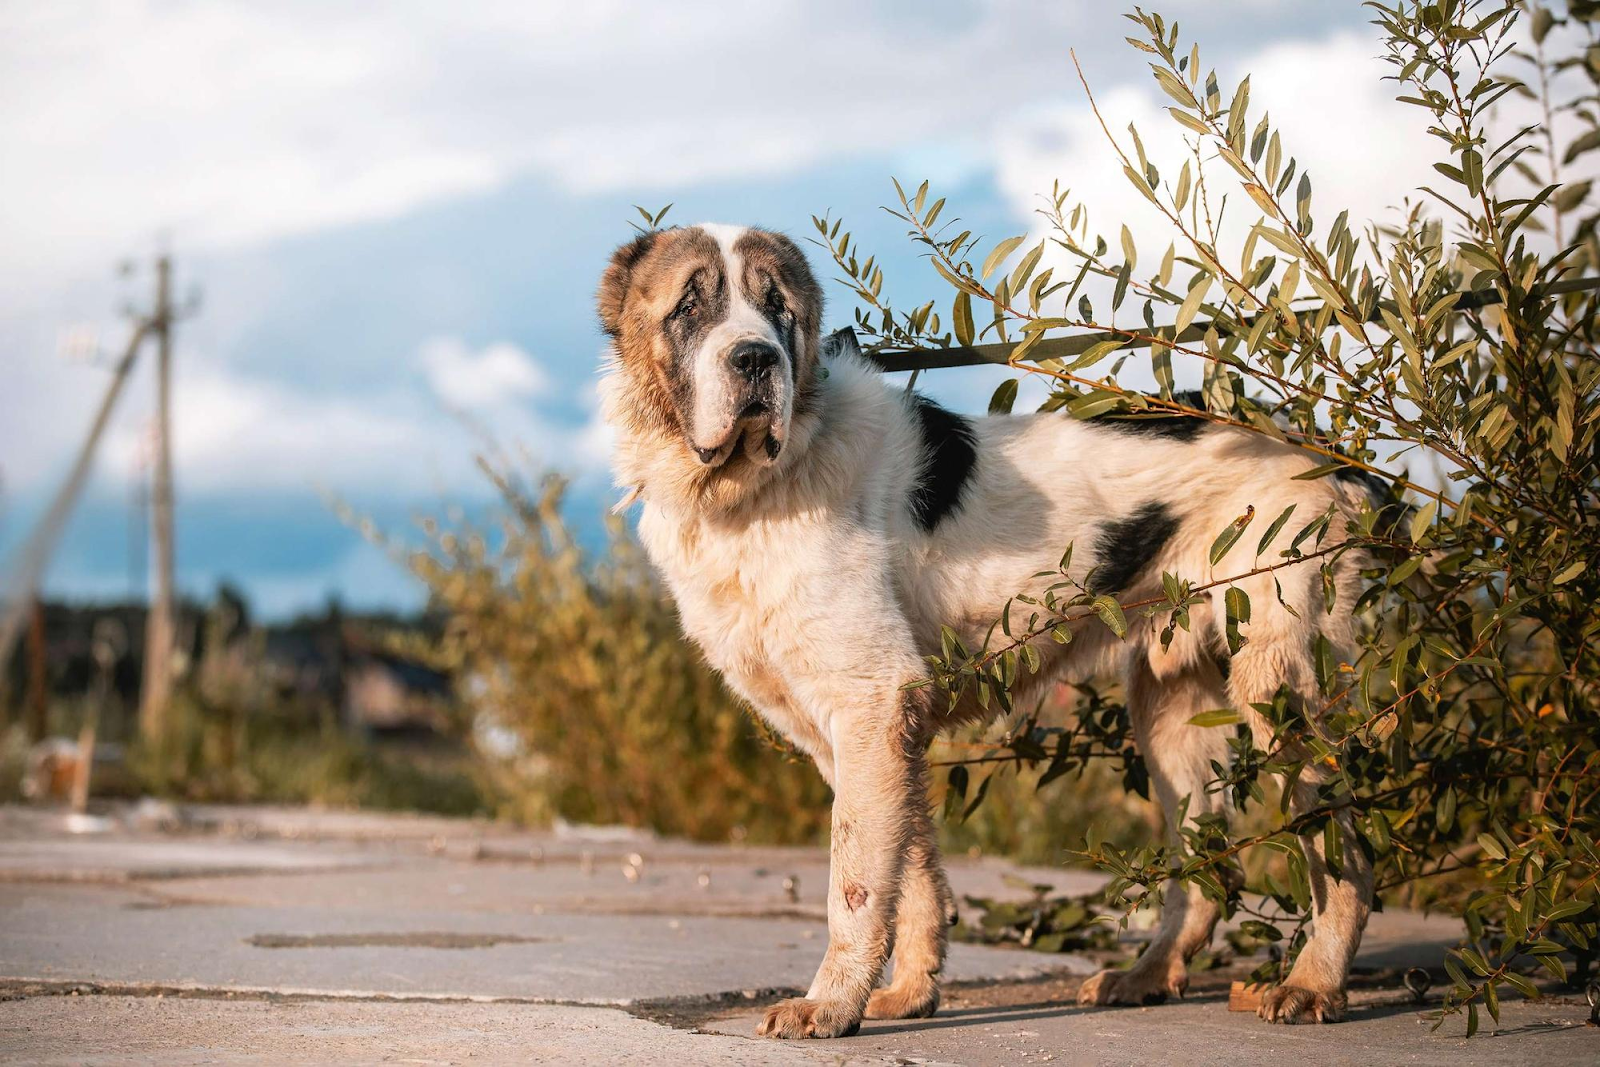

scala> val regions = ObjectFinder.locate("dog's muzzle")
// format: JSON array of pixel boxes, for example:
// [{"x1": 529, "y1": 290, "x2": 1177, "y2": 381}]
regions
[{"x1": 691, "y1": 341, "x2": 789, "y2": 467}]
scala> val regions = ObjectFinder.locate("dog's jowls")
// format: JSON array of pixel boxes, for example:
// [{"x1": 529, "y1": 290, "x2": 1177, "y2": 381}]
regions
[{"x1": 598, "y1": 224, "x2": 1378, "y2": 1036}]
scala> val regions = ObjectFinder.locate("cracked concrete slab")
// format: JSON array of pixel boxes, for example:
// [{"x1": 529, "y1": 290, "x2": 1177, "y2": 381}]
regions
[
  {"x1": 136, "y1": 852, "x2": 1107, "y2": 923},
  {"x1": 0, "y1": 804, "x2": 1578, "y2": 1065},
  {"x1": 707, "y1": 984, "x2": 1600, "y2": 1066},
  {"x1": 0, "y1": 880, "x2": 1087, "y2": 1004},
  {"x1": 0, "y1": 995, "x2": 876, "y2": 1066},
  {"x1": 0, "y1": 838, "x2": 393, "y2": 883}
]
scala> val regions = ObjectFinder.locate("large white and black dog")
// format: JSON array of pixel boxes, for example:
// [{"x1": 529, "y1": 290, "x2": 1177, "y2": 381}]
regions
[{"x1": 598, "y1": 224, "x2": 1377, "y2": 1037}]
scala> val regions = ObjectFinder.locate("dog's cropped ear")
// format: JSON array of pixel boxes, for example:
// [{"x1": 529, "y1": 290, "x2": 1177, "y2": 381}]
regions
[
  {"x1": 598, "y1": 232, "x2": 659, "y2": 337},
  {"x1": 819, "y1": 326, "x2": 861, "y2": 362}
]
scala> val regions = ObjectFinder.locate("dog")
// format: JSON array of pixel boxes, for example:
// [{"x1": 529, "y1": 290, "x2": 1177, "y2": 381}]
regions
[{"x1": 597, "y1": 223, "x2": 1379, "y2": 1036}]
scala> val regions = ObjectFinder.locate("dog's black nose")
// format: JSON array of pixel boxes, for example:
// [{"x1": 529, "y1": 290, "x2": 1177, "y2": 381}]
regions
[{"x1": 729, "y1": 341, "x2": 780, "y2": 379}]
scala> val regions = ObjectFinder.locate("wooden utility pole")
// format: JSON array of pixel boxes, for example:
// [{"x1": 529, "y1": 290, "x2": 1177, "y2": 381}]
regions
[
  {"x1": 0, "y1": 252, "x2": 191, "y2": 743},
  {"x1": 139, "y1": 255, "x2": 177, "y2": 741},
  {"x1": 25, "y1": 598, "x2": 47, "y2": 742},
  {"x1": 0, "y1": 317, "x2": 152, "y2": 690}
]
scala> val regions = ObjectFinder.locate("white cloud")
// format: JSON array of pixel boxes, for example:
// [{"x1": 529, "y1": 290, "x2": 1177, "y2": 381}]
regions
[
  {"x1": 991, "y1": 34, "x2": 1441, "y2": 297},
  {"x1": 102, "y1": 364, "x2": 443, "y2": 495},
  {"x1": 86, "y1": 336, "x2": 596, "y2": 497},
  {"x1": 419, "y1": 337, "x2": 549, "y2": 411},
  {"x1": 0, "y1": 0, "x2": 1107, "y2": 281}
]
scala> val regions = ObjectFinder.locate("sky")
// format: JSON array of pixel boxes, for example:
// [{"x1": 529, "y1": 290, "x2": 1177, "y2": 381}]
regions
[{"x1": 0, "y1": 1, "x2": 1496, "y2": 618}]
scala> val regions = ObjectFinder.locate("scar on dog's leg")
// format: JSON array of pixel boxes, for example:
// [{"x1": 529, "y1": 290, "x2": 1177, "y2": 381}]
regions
[
  {"x1": 1231, "y1": 629, "x2": 1374, "y2": 1025},
  {"x1": 1080, "y1": 659, "x2": 1234, "y2": 1008},
  {"x1": 865, "y1": 787, "x2": 949, "y2": 1020},
  {"x1": 758, "y1": 689, "x2": 925, "y2": 1039}
]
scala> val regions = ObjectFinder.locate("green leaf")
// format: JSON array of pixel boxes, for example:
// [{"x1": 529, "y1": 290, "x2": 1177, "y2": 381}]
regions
[
  {"x1": 943, "y1": 765, "x2": 969, "y2": 820},
  {"x1": 1009, "y1": 242, "x2": 1045, "y2": 293},
  {"x1": 953, "y1": 291, "x2": 975, "y2": 347},
  {"x1": 1532, "y1": 5, "x2": 1555, "y2": 42},
  {"x1": 1500, "y1": 971, "x2": 1539, "y2": 998},
  {"x1": 1256, "y1": 504, "x2": 1297, "y2": 555},
  {"x1": 1174, "y1": 275, "x2": 1209, "y2": 335},
  {"x1": 1067, "y1": 392, "x2": 1129, "y2": 420},
  {"x1": 982, "y1": 236, "x2": 1026, "y2": 280},
  {"x1": 1189, "y1": 708, "x2": 1242, "y2": 728},
  {"x1": 1461, "y1": 149, "x2": 1484, "y2": 197},
  {"x1": 1545, "y1": 900, "x2": 1595, "y2": 922},
  {"x1": 989, "y1": 378, "x2": 1018, "y2": 415},
  {"x1": 1224, "y1": 585, "x2": 1251, "y2": 654},
  {"x1": 1169, "y1": 107, "x2": 1210, "y2": 135},
  {"x1": 1554, "y1": 178, "x2": 1592, "y2": 213},
  {"x1": 1291, "y1": 462, "x2": 1345, "y2": 481},
  {"x1": 1553, "y1": 560, "x2": 1586, "y2": 585},
  {"x1": 1113, "y1": 262, "x2": 1131, "y2": 311},
  {"x1": 1563, "y1": 127, "x2": 1600, "y2": 165},
  {"x1": 1409, "y1": 500, "x2": 1438, "y2": 545},
  {"x1": 1209, "y1": 508, "x2": 1255, "y2": 566},
  {"x1": 1092, "y1": 595, "x2": 1128, "y2": 638}
]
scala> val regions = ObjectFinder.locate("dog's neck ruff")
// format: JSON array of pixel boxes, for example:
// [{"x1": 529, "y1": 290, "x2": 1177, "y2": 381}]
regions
[{"x1": 604, "y1": 371, "x2": 827, "y2": 521}]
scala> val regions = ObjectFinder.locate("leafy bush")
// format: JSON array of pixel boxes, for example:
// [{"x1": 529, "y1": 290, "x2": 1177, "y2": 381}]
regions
[
  {"x1": 396, "y1": 465, "x2": 832, "y2": 843},
  {"x1": 818, "y1": 0, "x2": 1600, "y2": 1033}
]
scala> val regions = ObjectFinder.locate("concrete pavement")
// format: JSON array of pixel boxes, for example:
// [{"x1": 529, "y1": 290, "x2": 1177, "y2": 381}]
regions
[{"x1": 0, "y1": 803, "x2": 1593, "y2": 1064}]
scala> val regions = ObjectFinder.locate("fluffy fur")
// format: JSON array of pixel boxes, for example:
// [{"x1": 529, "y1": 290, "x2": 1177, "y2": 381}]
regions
[{"x1": 598, "y1": 225, "x2": 1376, "y2": 1037}]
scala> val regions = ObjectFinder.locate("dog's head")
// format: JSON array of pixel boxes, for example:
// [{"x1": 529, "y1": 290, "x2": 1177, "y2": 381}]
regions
[{"x1": 598, "y1": 224, "x2": 823, "y2": 487}]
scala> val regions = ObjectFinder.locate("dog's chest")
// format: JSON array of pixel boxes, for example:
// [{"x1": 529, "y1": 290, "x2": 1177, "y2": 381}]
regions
[{"x1": 638, "y1": 507, "x2": 806, "y2": 677}]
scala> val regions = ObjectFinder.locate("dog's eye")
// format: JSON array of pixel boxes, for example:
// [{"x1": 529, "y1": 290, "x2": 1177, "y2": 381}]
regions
[
  {"x1": 672, "y1": 295, "x2": 698, "y2": 320},
  {"x1": 764, "y1": 286, "x2": 786, "y2": 315}
]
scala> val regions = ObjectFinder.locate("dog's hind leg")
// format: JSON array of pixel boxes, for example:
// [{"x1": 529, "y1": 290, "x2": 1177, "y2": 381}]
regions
[
  {"x1": 1079, "y1": 657, "x2": 1235, "y2": 1008},
  {"x1": 1229, "y1": 618, "x2": 1373, "y2": 1025},
  {"x1": 865, "y1": 790, "x2": 950, "y2": 1020}
]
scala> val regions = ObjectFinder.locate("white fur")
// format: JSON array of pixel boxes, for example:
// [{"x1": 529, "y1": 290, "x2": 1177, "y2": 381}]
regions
[{"x1": 629, "y1": 350, "x2": 1356, "y2": 723}]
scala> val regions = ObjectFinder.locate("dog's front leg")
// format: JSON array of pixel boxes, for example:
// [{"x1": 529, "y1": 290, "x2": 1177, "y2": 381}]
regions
[
  {"x1": 758, "y1": 690, "x2": 926, "y2": 1039},
  {"x1": 865, "y1": 795, "x2": 949, "y2": 1020}
]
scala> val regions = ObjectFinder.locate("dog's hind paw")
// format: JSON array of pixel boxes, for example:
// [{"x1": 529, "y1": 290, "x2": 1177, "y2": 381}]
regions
[
  {"x1": 1077, "y1": 962, "x2": 1187, "y2": 1007},
  {"x1": 756, "y1": 997, "x2": 862, "y2": 1039},
  {"x1": 1257, "y1": 984, "x2": 1347, "y2": 1024}
]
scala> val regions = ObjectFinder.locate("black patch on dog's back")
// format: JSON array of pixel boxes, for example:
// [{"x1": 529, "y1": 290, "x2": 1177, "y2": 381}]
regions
[
  {"x1": 1093, "y1": 412, "x2": 1207, "y2": 441},
  {"x1": 1090, "y1": 389, "x2": 1208, "y2": 441},
  {"x1": 1088, "y1": 501, "x2": 1179, "y2": 594},
  {"x1": 1331, "y1": 463, "x2": 1389, "y2": 497},
  {"x1": 908, "y1": 394, "x2": 978, "y2": 531},
  {"x1": 1332, "y1": 463, "x2": 1414, "y2": 541}
]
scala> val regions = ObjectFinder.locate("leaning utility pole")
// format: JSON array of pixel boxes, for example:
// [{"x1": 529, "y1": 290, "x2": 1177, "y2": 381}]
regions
[
  {"x1": 0, "y1": 250, "x2": 191, "y2": 746},
  {"x1": 0, "y1": 316, "x2": 152, "y2": 689},
  {"x1": 139, "y1": 255, "x2": 177, "y2": 741}
]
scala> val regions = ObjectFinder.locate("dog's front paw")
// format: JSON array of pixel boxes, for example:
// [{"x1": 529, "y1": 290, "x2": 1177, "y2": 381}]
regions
[
  {"x1": 756, "y1": 997, "x2": 862, "y2": 1039},
  {"x1": 865, "y1": 978, "x2": 940, "y2": 1020},
  {"x1": 1257, "y1": 984, "x2": 1347, "y2": 1024}
]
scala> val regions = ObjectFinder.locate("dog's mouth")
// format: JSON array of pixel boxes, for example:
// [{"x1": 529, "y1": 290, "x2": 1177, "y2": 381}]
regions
[{"x1": 692, "y1": 399, "x2": 784, "y2": 468}]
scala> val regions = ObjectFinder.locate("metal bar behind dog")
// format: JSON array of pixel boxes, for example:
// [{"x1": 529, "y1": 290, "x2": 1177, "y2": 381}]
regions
[{"x1": 864, "y1": 275, "x2": 1600, "y2": 372}]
